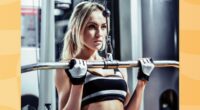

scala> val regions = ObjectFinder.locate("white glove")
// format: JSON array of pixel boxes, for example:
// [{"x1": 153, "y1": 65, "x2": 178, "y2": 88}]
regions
[
  {"x1": 65, "y1": 59, "x2": 87, "y2": 85},
  {"x1": 137, "y1": 58, "x2": 155, "y2": 81}
]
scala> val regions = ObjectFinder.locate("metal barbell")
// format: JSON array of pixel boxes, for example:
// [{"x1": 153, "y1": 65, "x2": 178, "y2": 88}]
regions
[{"x1": 21, "y1": 60, "x2": 179, "y2": 73}]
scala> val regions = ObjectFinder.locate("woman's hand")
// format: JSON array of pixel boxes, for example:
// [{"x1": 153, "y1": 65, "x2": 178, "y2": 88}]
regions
[
  {"x1": 137, "y1": 58, "x2": 155, "y2": 81},
  {"x1": 65, "y1": 59, "x2": 87, "y2": 85}
]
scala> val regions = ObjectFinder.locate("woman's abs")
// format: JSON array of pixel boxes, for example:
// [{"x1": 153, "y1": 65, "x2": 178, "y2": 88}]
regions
[{"x1": 82, "y1": 99, "x2": 124, "y2": 110}]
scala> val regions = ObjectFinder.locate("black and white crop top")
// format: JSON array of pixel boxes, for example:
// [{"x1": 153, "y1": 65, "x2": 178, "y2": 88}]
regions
[{"x1": 82, "y1": 69, "x2": 128, "y2": 107}]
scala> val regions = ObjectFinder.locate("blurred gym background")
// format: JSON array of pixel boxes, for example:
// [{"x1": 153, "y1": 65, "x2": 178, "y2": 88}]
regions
[{"x1": 21, "y1": 0, "x2": 179, "y2": 110}]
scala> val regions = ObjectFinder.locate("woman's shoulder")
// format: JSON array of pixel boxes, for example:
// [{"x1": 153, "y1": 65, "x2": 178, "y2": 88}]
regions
[
  {"x1": 56, "y1": 59, "x2": 69, "y2": 75},
  {"x1": 55, "y1": 60, "x2": 70, "y2": 85}
]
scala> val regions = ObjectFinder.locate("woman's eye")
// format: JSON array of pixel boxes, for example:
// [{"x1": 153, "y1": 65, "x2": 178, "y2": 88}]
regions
[
  {"x1": 101, "y1": 25, "x2": 107, "y2": 29},
  {"x1": 88, "y1": 25, "x2": 96, "y2": 29}
]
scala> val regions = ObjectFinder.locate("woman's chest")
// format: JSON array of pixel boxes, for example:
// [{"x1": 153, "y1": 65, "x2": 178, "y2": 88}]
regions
[{"x1": 87, "y1": 69, "x2": 120, "y2": 76}]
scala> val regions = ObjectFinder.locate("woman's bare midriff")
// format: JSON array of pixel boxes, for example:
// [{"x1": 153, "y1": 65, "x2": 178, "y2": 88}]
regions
[{"x1": 82, "y1": 100, "x2": 124, "y2": 110}]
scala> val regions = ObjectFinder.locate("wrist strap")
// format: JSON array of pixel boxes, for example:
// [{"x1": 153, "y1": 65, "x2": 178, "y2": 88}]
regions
[
  {"x1": 65, "y1": 69, "x2": 86, "y2": 85},
  {"x1": 137, "y1": 69, "x2": 149, "y2": 81}
]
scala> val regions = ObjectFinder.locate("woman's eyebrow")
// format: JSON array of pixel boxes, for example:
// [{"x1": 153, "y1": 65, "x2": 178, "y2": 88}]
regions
[
  {"x1": 102, "y1": 23, "x2": 107, "y2": 25},
  {"x1": 87, "y1": 22, "x2": 97, "y2": 25},
  {"x1": 87, "y1": 21, "x2": 107, "y2": 25}
]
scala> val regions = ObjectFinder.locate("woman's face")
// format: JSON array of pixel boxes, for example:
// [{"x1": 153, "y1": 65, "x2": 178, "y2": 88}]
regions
[{"x1": 81, "y1": 9, "x2": 107, "y2": 51}]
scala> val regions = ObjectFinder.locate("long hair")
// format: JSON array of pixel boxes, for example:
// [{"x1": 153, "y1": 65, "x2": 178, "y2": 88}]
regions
[{"x1": 61, "y1": 1, "x2": 108, "y2": 60}]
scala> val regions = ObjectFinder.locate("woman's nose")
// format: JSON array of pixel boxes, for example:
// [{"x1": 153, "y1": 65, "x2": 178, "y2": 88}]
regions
[{"x1": 96, "y1": 28, "x2": 104, "y2": 38}]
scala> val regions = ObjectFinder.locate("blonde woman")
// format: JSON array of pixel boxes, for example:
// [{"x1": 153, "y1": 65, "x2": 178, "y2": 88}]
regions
[{"x1": 55, "y1": 1, "x2": 154, "y2": 110}]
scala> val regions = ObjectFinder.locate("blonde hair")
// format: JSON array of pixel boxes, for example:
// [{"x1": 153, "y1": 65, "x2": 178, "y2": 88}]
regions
[{"x1": 61, "y1": 1, "x2": 108, "y2": 60}]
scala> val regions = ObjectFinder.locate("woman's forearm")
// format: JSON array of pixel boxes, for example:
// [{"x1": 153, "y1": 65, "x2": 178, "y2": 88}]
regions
[
  {"x1": 63, "y1": 85, "x2": 84, "y2": 110},
  {"x1": 125, "y1": 80, "x2": 147, "y2": 110}
]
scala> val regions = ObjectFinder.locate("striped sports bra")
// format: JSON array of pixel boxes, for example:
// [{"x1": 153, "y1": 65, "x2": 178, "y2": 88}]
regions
[{"x1": 82, "y1": 69, "x2": 128, "y2": 107}]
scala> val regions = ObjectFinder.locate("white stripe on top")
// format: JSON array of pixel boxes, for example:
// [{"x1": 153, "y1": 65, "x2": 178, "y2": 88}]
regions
[
  {"x1": 82, "y1": 90, "x2": 127, "y2": 102},
  {"x1": 84, "y1": 72, "x2": 123, "y2": 84}
]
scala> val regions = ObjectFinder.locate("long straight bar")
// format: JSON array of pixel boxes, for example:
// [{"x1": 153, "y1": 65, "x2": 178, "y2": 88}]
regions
[{"x1": 21, "y1": 60, "x2": 179, "y2": 73}]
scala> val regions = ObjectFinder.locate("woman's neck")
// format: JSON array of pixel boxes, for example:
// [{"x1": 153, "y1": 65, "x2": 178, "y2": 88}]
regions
[{"x1": 76, "y1": 48, "x2": 102, "y2": 61}]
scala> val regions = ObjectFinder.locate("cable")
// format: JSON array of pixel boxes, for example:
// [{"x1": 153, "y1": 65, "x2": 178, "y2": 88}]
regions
[{"x1": 102, "y1": 0, "x2": 113, "y2": 61}]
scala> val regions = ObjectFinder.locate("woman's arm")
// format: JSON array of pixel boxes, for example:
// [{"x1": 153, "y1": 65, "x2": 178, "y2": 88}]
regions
[
  {"x1": 55, "y1": 59, "x2": 87, "y2": 110},
  {"x1": 124, "y1": 80, "x2": 147, "y2": 110},
  {"x1": 119, "y1": 68, "x2": 146, "y2": 110},
  {"x1": 63, "y1": 84, "x2": 84, "y2": 110},
  {"x1": 124, "y1": 58, "x2": 154, "y2": 110},
  {"x1": 120, "y1": 68, "x2": 147, "y2": 110},
  {"x1": 55, "y1": 68, "x2": 71, "y2": 110},
  {"x1": 55, "y1": 69, "x2": 84, "y2": 110}
]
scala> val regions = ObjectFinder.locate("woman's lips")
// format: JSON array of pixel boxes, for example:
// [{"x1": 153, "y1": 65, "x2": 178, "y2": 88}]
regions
[
  {"x1": 94, "y1": 40, "x2": 102, "y2": 43},
  {"x1": 94, "y1": 40, "x2": 102, "y2": 45},
  {"x1": 94, "y1": 40, "x2": 102, "y2": 42}
]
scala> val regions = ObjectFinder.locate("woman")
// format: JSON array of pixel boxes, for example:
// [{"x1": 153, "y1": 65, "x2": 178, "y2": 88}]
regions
[{"x1": 55, "y1": 1, "x2": 154, "y2": 110}]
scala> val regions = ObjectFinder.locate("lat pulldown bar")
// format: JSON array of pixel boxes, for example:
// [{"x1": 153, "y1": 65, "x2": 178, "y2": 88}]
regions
[{"x1": 21, "y1": 60, "x2": 179, "y2": 73}]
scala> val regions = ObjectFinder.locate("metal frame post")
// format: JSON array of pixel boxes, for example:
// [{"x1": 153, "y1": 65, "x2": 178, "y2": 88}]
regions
[{"x1": 39, "y1": 0, "x2": 56, "y2": 109}]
